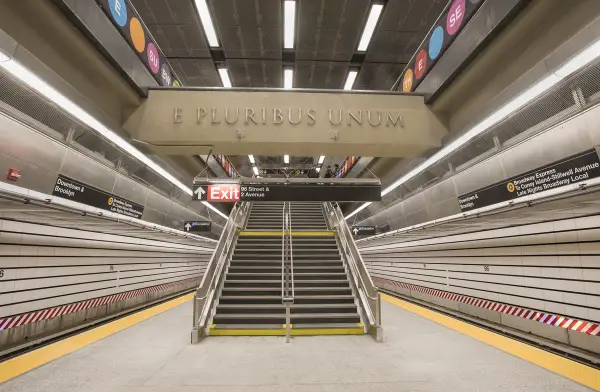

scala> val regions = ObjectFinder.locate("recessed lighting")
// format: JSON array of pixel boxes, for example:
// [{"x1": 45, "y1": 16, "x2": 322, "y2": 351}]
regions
[
  {"x1": 284, "y1": 69, "x2": 294, "y2": 89},
  {"x1": 357, "y1": 4, "x2": 383, "y2": 51},
  {"x1": 0, "y1": 57, "x2": 230, "y2": 220},
  {"x1": 248, "y1": 155, "x2": 255, "y2": 164},
  {"x1": 218, "y1": 68, "x2": 232, "y2": 88},
  {"x1": 345, "y1": 38, "x2": 600, "y2": 220},
  {"x1": 318, "y1": 156, "x2": 325, "y2": 164},
  {"x1": 316, "y1": 167, "x2": 321, "y2": 173},
  {"x1": 344, "y1": 71, "x2": 358, "y2": 90},
  {"x1": 284, "y1": 155, "x2": 290, "y2": 164},
  {"x1": 284, "y1": 0, "x2": 296, "y2": 49},
  {"x1": 194, "y1": 0, "x2": 219, "y2": 47},
  {"x1": 253, "y1": 166, "x2": 259, "y2": 176}
]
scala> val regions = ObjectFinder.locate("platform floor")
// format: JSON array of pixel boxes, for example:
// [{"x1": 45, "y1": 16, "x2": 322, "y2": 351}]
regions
[{"x1": 0, "y1": 298, "x2": 593, "y2": 392}]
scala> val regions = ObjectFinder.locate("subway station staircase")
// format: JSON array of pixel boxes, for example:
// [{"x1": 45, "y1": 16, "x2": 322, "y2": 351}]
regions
[
  {"x1": 191, "y1": 201, "x2": 382, "y2": 341},
  {"x1": 211, "y1": 203, "x2": 363, "y2": 335}
]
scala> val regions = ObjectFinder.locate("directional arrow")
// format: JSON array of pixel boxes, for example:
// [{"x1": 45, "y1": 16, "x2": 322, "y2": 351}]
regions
[
  {"x1": 184, "y1": 223, "x2": 192, "y2": 232},
  {"x1": 194, "y1": 186, "x2": 206, "y2": 200},
  {"x1": 353, "y1": 228, "x2": 359, "y2": 235}
]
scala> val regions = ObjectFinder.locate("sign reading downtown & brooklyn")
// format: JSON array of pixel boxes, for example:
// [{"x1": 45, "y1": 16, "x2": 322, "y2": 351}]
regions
[{"x1": 458, "y1": 149, "x2": 600, "y2": 212}]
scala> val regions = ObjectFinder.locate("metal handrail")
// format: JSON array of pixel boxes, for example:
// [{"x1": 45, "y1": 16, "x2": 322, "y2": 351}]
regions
[
  {"x1": 324, "y1": 202, "x2": 381, "y2": 328},
  {"x1": 288, "y1": 203, "x2": 295, "y2": 298},
  {"x1": 192, "y1": 202, "x2": 249, "y2": 339},
  {"x1": 281, "y1": 202, "x2": 286, "y2": 298}
]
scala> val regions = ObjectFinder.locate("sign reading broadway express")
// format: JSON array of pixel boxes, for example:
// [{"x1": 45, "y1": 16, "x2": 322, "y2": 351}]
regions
[
  {"x1": 458, "y1": 150, "x2": 600, "y2": 212},
  {"x1": 53, "y1": 175, "x2": 145, "y2": 219},
  {"x1": 193, "y1": 183, "x2": 381, "y2": 202}
]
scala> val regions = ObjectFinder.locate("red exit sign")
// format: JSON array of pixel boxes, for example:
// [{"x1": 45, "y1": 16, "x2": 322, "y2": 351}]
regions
[{"x1": 206, "y1": 185, "x2": 240, "y2": 202}]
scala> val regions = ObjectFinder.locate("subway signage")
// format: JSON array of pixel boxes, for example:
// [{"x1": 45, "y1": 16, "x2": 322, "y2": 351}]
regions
[
  {"x1": 458, "y1": 149, "x2": 600, "y2": 212},
  {"x1": 193, "y1": 182, "x2": 381, "y2": 202},
  {"x1": 399, "y1": 0, "x2": 484, "y2": 93},
  {"x1": 96, "y1": 0, "x2": 181, "y2": 87}
]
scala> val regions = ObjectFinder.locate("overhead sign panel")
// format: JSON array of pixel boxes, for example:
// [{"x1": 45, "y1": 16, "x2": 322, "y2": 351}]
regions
[
  {"x1": 193, "y1": 182, "x2": 381, "y2": 202},
  {"x1": 52, "y1": 175, "x2": 145, "y2": 219},
  {"x1": 125, "y1": 90, "x2": 447, "y2": 157},
  {"x1": 95, "y1": 0, "x2": 181, "y2": 87},
  {"x1": 351, "y1": 226, "x2": 376, "y2": 236},
  {"x1": 398, "y1": 0, "x2": 484, "y2": 92},
  {"x1": 458, "y1": 149, "x2": 600, "y2": 212},
  {"x1": 184, "y1": 221, "x2": 211, "y2": 232}
]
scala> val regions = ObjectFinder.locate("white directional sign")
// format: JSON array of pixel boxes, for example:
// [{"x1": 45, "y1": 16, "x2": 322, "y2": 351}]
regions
[
  {"x1": 351, "y1": 226, "x2": 376, "y2": 236},
  {"x1": 194, "y1": 186, "x2": 207, "y2": 200},
  {"x1": 183, "y1": 221, "x2": 211, "y2": 232}
]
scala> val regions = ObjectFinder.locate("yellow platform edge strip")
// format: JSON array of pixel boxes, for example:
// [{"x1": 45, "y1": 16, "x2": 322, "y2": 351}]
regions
[
  {"x1": 0, "y1": 293, "x2": 194, "y2": 384},
  {"x1": 238, "y1": 231, "x2": 336, "y2": 237},
  {"x1": 382, "y1": 293, "x2": 600, "y2": 390}
]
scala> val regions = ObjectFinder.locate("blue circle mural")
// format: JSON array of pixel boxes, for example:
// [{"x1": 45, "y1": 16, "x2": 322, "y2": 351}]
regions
[
  {"x1": 109, "y1": 0, "x2": 128, "y2": 27},
  {"x1": 429, "y1": 26, "x2": 444, "y2": 60}
]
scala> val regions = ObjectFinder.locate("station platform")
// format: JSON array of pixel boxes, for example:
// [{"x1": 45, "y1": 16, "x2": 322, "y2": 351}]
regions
[{"x1": 0, "y1": 293, "x2": 596, "y2": 392}]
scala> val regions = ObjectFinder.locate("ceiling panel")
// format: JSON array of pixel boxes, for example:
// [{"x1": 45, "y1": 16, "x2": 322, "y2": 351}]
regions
[
  {"x1": 296, "y1": 0, "x2": 370, "y2": 61},
  {"x1": 228, "y1": 59, "x2": 282, "y2": 88},
  {"x1": 210, "y1": 0, "x2": 282, "y2": 59},
  {"x1": 295, "y1": 61, "x2": 349, "y2": 89},
  {"x1": 169, "y1": 58, "x2": 220, "y2": 86},
  {"x1": 354, "y1": 62, "x2": 406, "y2": 91}
]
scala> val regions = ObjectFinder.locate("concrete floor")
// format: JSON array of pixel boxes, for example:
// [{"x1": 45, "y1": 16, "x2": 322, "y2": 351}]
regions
[{"x1": 0, "y1": 300, "x2": 593, "y2": 392}]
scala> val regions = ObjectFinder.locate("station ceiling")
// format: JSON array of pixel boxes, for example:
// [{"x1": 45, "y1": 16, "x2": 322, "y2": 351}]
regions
[{"x1": 130, "y1": 0, "x2": 447, "y2": 90}]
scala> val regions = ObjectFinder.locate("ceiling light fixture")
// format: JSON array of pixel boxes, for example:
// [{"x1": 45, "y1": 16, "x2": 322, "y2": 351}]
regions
[
  {"x1": 357, "y1": 4, "x2": 383, "y2": 52},
  {"x1": 318, "y1": 155, "x2": 325, "y2": 164},
  {"x1": 248, "y1": 155, "x2": 255, "y2": 164},
  {"x1": 284, "y1": 0, "x2": 296, "y2": 49},
  {"x1": 284, "y1": 69, "x2": 294, "y2": 89},
  {"x1": 284, "y1": 154, "x2": 290, "y2": 164},
  {"x1": 344, "y1": 70, "x2": 358, "y2": 90},
  {"x1": 194, "y1": 0, "x2": 219, "y2": 47},
  {"x1": 218, "y1": 67, "x2": 232, "y2": 88},
  {"x1": 345, "y1": 37, "x2": 600, "y2": 220},
  {"x1": 253, "y1": 166, "x2": 259, "y2": 176},
  {"x1": 0, "y1": 57, "x2": 229, "y2": 221},
  {"x1": 316, "y1": 167, "x2": 321, "y2": 173}
]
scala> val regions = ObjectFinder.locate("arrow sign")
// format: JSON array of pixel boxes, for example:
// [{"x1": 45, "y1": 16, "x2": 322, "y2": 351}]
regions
[
  {"x1": 351, "y1": 226, "x2": 376, "y2": 236},
  {"x1": 194, "y1": 186, "x2": 206, "y2": 200},
  {"x1": 183, "y1": 221, "x2": 211, "y2": 232}
]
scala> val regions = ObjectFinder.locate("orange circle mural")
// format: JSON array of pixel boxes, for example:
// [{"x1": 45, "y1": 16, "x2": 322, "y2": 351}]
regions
[
  {"x1": 129, "y1": 18, "x2": 146, "y2": 53},
  {"x1": 402, "y1": 69, "x2": 414, "y2": 92}
]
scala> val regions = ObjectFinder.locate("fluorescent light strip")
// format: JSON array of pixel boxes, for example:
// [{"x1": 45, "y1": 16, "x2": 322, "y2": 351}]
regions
[
  {"x1": 0, "y1": 58, "x2": 230, "y2": 221},
  {"x1": 253, "y1": 166, "x2": 259, "y2": 176},
  {"x1": 194, "y1": 0, "x2": 219, "y2": 47},
  {"x1": 344, "y1": 71, "x2": 358, "y2": 90},
  {"x1": 316, "y1": 167, "x2": 321, "y2": 173},
  {"x1": 284, "y1": 69, "x2": 294, "y2": 89},
  {"x1": 318, "y1": 155, "x2": 325, "y2": 164},
  {"x1": 248, "y1": 155, "x2": 255, "y2": 164},
  {"x1": 345, "y1": 37, "x2": 600, "y2": 220},
  {"x1": 284, "y1": 154, "x2": 290, "y2": 164},
  {"x1": 357, "y1": 4, "x2": 383, "y2": 51},
  {"x1": 284, "y1": 0, "x2": 296, "y2": 49},
  {"x1": 218, "y1": 68, "x2": 232, "y2": 88}
]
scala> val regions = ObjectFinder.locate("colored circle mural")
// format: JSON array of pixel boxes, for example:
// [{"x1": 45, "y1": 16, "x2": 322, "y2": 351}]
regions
[
  {"x1": 446, "y1": 0, "x2": 466, "y2": 35},
  {"x1": 146, "y1": 43, "x2": 160, "y2": 73},
  {"x1": 160, "y1": 64, "x2": 172, "y2": 85},
  {"x1": 414, "y1": 49, "x2": 427, "y2": 79},
  {"x1": 173, "y1": 80, "x2": 181, "y2": 87},
  {"x1": 428, "y1": 26, "x2": 444, "y2": 60},
  {"x1": 109, "y1": 0, "x2": 128, "y2": 27},
  {"x1": 129, "y1": 17, "x2": 146, "y2": 53},
  {"x1": 402, "y1": 69, "x2": 414, "y2": 92}
]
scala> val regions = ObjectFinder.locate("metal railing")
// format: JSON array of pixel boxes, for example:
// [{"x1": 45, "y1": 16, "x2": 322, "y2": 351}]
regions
[
  {"x1": 281, "y1": 202, "x2": 295, "y2": 342},
  {"x1": 191, "y1": 202, "x2": 250, "y2": 342},
  {"x1": 324, "y1": 202, "x2": 382, "y2": 340}
]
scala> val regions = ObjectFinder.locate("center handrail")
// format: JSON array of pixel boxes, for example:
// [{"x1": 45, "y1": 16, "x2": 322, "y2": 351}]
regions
[
  {"x1": 281, "y1": 202, "x2": 286, "y2": 298},
  {"x1": 288, "y1": 203, "x2": 295, "y2": 299}
]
